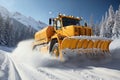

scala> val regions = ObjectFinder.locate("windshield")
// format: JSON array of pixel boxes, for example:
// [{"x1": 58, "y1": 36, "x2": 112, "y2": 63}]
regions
[{"x1": 62, "y1": 17, "x2": 80, "y2": 27}]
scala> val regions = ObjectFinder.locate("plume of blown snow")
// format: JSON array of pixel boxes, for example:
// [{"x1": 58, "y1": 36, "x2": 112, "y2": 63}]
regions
[
  {"x1": 11, "y1": 39, "x2": 120, "y2": 69},
  {"x1": 11, "y1": 39, "x2": 59, "y2": 68}
]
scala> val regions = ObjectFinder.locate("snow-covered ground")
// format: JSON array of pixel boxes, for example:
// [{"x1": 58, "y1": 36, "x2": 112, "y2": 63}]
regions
[{"x1": 0, "y1": 39, "x2": 120, "y2": 80}]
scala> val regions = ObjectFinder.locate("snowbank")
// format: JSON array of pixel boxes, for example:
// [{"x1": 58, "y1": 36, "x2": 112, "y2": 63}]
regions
[{"x1": 109, "y1": 39, "x2": 120, "y2": 59}]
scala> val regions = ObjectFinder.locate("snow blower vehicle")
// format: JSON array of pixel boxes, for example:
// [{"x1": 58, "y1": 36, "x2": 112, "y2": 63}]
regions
[{"x1": 33, "y1": 14, "x2": 112, "y2": 60}]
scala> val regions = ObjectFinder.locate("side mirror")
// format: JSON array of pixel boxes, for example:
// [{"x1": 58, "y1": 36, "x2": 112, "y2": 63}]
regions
[
  {"x1": 84, "y1": 22, "x2": 87, "y2": 27},
  {"x1": 49, "y1": 18, "x2": 52, "y2": 25}
]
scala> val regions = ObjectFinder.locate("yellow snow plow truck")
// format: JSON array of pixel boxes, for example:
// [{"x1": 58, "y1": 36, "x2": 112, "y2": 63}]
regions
[{"x1": 33, "y1": 14, "x2": 112, "y2": 60}]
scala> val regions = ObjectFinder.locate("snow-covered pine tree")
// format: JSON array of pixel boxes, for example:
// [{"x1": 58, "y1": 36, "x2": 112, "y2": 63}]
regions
[
  {"x1": 89, "y1": 15, "x2": 100, "y2": 36},
  {"x1": 100, "y1": 16, "x2": 105, "y2": 37},
  {"x1": 0, "y1": 15, "x2": 7, "y2": 46},
  {"x1": 105, "y1": 5, "x2": 115, "y2": 38},
  {"x1": 94, "y1": 23, "x2": 100, "y2": 36},
  {"x1": 3, "y1": 16, "x2": 11, "y2": 46},
  {"x1": 100, "y1": 14, "x2": 108, "y2": 37},
  {"x1": 89, "y1": 15, "x2": 96, "y2": 35},
  {"x1": 0, "y1": 13, "x2": 4, "y2": 45},
  {"x1": 100, "y1": 5, "x2": 115, "y2": 38},
  {"x1": 112, "y1": 5, "x2": 120, "y2": 39},
  {"x1": 0, "y1": 15, "x2": 37, "y2": 47}
]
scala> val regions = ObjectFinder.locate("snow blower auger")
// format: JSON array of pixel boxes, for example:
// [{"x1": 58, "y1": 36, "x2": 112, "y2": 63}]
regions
[{"x1": 33, "y1": 14, "x2": 112, "y2": 61}]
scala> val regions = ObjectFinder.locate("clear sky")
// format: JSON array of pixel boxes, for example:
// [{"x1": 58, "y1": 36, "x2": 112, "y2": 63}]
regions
[{"x1": 0, "y1": 0, "x2": 119, "y2": 24}]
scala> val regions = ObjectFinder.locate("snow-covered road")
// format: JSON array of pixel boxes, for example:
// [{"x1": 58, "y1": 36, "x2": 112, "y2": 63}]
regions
[{"x1": 0, "y1": 39, "x2": 120, "y2": 80}]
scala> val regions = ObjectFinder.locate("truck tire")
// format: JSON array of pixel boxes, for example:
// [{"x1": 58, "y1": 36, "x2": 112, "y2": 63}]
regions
[{"x1": 51, "y1": 43, "x2": 59, "y2": 57}]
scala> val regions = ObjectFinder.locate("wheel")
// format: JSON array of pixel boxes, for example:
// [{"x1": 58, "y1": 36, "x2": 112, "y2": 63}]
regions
[{"x1": 51, "y1": 43, "x2": 59, "y2": 57}]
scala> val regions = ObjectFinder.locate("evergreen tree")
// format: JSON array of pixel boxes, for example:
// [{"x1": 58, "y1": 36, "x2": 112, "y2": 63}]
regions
[
  {"x1": 3, "y1": 16, "x2": 11, "y2": 46},
  {"x1": 105, "y1": 5, "x2": 115, "y2": 38},
  {"x1": 100, "y1": 15, "x2": 107, "y2": 37},
  {"x1": 0, "y1": 14, "x2": 4, "y2": 45},
  {"x1": 89, "y1": 15, "x2": 95, "y2": 34},
  {"x1": 112, "y1": 5, "x2": 120, "y2": 39},
  {"x1": 100, "y1": 5, "x2": 115, "y2": 38}
]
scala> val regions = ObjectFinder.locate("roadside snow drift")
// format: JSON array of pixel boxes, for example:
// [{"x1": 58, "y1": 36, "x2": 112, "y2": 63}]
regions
[{"x1": 110, "y1": 39, "x2": 120, "y2": 59}]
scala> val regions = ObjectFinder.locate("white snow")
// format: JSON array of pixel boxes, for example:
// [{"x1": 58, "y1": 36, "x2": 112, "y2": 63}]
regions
[
  {"x1": 0, "y1": 5, "x2": 11, "y2": 19},
  {"x1": 100, "y1": 5, "x2": 120, "y2": 39},
  {"x1": 0, "y1": 39, "x2": 120, "y2": 80},
  {"x1": 12, "y1": 12, "x2": 47, "y2": 30},
  {"x1": 109, "y1": 39, "x2": 120, "y2": 59},
  {"x1": 71, "y1": 35, "x2": 112, "y2": 40}
]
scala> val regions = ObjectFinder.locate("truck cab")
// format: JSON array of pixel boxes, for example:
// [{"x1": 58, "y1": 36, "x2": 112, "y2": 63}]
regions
[{"x1": 49, "y1": 14, "x2": 92, "y2": 37}]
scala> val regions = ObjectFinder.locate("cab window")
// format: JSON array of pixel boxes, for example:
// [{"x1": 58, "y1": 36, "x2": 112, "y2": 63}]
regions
[{"x1": 56, "y1": 20, "x2": 61, "y2": 29}]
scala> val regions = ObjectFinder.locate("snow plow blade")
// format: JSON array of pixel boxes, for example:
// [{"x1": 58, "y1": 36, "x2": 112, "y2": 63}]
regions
[{"x1": 61, "y1": 36, "x2": 112, "y2": 57}]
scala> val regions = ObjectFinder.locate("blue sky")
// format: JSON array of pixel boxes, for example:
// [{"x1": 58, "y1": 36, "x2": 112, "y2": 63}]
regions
[{"x1": 0, "y1": 0, "x2": 119, "y2": 24}]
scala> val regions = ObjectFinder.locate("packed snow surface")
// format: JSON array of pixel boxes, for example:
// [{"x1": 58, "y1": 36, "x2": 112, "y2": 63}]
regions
[{"x1": 0, "y1": 39, "x2": 120, "y2": 80}]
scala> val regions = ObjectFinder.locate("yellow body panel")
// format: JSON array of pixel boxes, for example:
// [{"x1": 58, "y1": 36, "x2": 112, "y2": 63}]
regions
[
  {"x1": 93, "y1": 40, "x2": 100, "y2": 48},
  {"x1": 61, "y1": 25, "x2": 92, "y2": 37},
  {"x1": 61, "y1": 38, "x2": 79, "y2": 49},
  {"x1": 70, "y1": 39, "x2": 79, "y2": 49},
  {"x1": 77, "y1": 39, "x2": 85, "y2": 48},
  {"x1": 62, "y1": 25, "x2": 74, "y2": 36},
  {"x1": 97, "y1": 41, "x2": 103, "y2": 49},
  {"x1": 82, "y1": 39, "x2": 89, "y2": 49},
  {"x1": 34, "y1": 26, "x2": 54, "y2": 45},
  {"x1": 102, "y1": 40, "x2": 111, "y2": 52},
  {"x1": 39, "y1": 46, "x2": 48, "y2": 53},
  {"x1": 61, "y1": 38, "x2": 71, "y2": 49},
  {"x1": 34, "y1": 24, "x2": 93, "y2": 46},
  {"x1": 87, "y1": 40, "x2": 94, "y2": 48},
  {"x1": 61, "y1": 38, "x2": 112, "y2": 54}
]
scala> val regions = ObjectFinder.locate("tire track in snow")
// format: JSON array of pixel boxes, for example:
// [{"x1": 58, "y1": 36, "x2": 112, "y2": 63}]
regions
[
  {"x1": 38, "y1": 68, "x2": 78, "y2": 80},
  {"x1": 9, "y1": 53, "x2": 53, "y2": 80},
  {"x1": 0, "y1": 53, "x2": 8, "y2": 71},
  {"x1": 38, "y1": 66, "x2": 102, "y2": 80},
  {"x1": 90, "y1": 67, "x2": 120, "y2": 79},
  {"x1": 0, "y1": 53, "x2": 9, "y2": 80},
  {"x1": 37, "y1": 61, "x2": 99, "y2": 80},
  {"x1": 38, "y1": 68, "x2": 61, "y2": 80},
  {"x1": 74, "y1": 69, "x2": 105, "y2": 80},
  {"x1": 37, "y1": 60, "x2": 84, "y2": 80},
  {"x1": 18, "y1": 64, "x2": 54, "y2": 80},
  {"x1": 6, "y1": 54, "x2": 22, "y2": 80},
  {"x1": 62, "y1": 62, "x2": 103, "y2": 80},
  {"x1": 36, "y1": 57, "x2": 116, "y2": 80}
]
